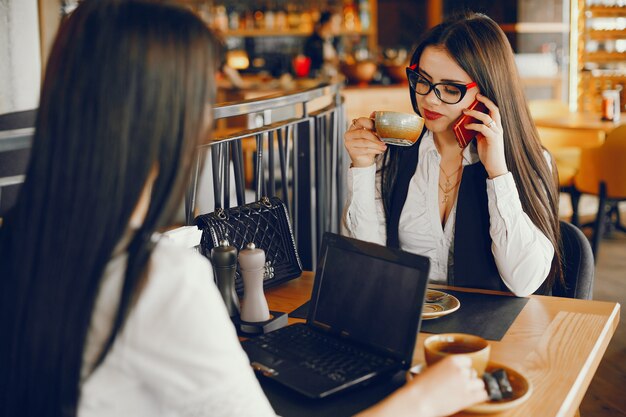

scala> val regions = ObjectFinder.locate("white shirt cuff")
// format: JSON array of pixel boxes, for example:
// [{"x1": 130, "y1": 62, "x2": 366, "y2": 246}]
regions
[
  {"x1": 486, "y1": 172, "x2": 523, "y2": 220},
  {"x1": 348, "y1": 163, "x2": 377, "y2": 205}
]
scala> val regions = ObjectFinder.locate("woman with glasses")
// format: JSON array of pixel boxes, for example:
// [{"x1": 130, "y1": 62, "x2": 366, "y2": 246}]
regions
[
  {"x1": 0, "y1": 2, "x2": 487, "y2": 416},
  {"x1": 343, "y1": 13, "x2": 562, "y2": 297}
]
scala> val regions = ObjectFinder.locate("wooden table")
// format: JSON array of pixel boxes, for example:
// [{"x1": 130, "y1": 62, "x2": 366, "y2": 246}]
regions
[
  {"x1": 533, "y1": 112, "x2": 626, "y2": 134},
  {"x1": 265, "y1": 272, "x2": 621, "y2": 417},
  {"x1": 533, "y1": 112, "x2": 626, "y2": 149}
]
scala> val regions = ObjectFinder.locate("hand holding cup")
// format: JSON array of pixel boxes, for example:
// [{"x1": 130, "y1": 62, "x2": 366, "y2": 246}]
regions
[
  {"x1": 344, "y1": 110, "x2": 424, "y2": 168},
  {"x1": 344, "y1": 114, "x2": 386, "y2": 168}
]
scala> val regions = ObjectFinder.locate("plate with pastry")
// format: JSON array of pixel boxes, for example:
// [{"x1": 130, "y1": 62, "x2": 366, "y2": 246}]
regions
[{"x1": 421, "y1": 289, "x2": 460, "y2": 320}]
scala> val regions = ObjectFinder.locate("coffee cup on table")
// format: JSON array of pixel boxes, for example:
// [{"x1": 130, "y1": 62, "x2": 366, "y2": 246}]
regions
[
  {"x1": 424, "y1": 333, "x2": 491, "y2": 376},
  {"x1": 373, "y1": 110, "x2": 424, "y2": 147}
]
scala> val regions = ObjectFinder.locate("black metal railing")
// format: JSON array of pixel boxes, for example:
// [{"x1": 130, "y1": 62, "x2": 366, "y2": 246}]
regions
[{"x1": 186, "y1": 81, "x2": 346, "y2": 270}]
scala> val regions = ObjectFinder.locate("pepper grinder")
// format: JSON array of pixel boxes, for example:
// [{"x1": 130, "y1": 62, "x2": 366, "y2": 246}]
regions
[
  {"x1": 239, "y1": 242, "x2": 270, "y2": 322},
  {"x1": 210, "y1": 239, "x2": 240, "y2": 318}
]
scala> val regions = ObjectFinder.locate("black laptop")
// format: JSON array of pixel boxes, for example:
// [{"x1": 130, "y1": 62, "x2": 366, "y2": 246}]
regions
[{"x1": 241, "y1": 232, "x2": 430, "y2": 399}]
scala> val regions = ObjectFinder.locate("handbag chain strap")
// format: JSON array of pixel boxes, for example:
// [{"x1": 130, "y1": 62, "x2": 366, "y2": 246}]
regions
[
  {"x1": 260, "y1": 196, "x2": 272, "y2": 208},
  {"x1": 214, "y1": 197, "x2": 273, "y2": 220}
]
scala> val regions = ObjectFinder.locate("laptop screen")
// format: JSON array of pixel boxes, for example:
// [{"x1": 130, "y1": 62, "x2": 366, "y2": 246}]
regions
[{"x1": 308, "y1": 233, "x2": 430, "y2": 365}]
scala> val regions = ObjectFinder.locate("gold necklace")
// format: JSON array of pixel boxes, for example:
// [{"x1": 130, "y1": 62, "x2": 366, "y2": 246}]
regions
[
  {"x1": 439, "y1": 163, "x2": 463, "y2": 204},
  {"x1": 439, "y1": 164, "x2": 463, "y2": 190},
  {"x1": 438, "y1": 177, "x2": 462, "y2": 204}
]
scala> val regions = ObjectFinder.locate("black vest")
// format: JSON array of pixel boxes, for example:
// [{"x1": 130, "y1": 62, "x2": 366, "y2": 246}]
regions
[{"x1": 386, "y1": 139, "x2": 507, "y2": 291}]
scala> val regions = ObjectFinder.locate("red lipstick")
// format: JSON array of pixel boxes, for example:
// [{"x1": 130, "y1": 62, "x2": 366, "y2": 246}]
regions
[{"x1": 423, "y1": 109, "x2": 443, "y2": 120}]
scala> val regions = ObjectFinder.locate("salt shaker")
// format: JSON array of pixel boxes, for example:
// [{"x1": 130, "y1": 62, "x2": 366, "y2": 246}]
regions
[
  {"x1": 239, "y1": 242, "x2": 270, "y2": 322},
  {"x1": 210, "y1": 239, "x2": 240, "y2": 318}
]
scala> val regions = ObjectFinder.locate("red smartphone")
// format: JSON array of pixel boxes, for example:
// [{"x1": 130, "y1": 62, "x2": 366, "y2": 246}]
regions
[{"x1": 453, "y1": 100, "x2": 489, "y2": 148}]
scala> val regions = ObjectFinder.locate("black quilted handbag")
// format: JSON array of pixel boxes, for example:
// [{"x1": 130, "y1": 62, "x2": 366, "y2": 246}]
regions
[{"x1": 195, "y1": 196, "x2": 303, "y2": 294}]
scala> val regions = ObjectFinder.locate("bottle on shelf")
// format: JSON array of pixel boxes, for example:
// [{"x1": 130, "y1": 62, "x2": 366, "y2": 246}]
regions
[
  {"x1": 359, "y1": 0, "x2": 370, "y2": 31},
  {"x1": 342, "y1": 0, "x2": 360, "y2": 32},
  {"x1": 301, "y1": 5, "x2": 314, "y2": 33},
  {"x1": 214, "y1": 5, "x2": 228, "y2": 33},
  {"x1": 286, "y1": 3, "x2": 301, "y2": 30},
  {"x1": 228, "y1": 6, "x2": 240, "y2": 31},
  {"x1": 253, "y1": 4, "x2": 265, "y2": 30},
  {"x1": 275, "y1": 3, "x2": 288, "y2": 30},
  {"x1": 240, "y1": 7, "x2": 254, "y2": 30},
  {"x1": 265, "y1": 1, "x2": 275, "y2": 30}
]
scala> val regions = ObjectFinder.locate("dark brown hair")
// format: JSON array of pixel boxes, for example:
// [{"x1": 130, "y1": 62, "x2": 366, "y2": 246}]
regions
[
  {"x1": 0, "y1": 1, "x2": 218, "y2": 416},
  {"x1": 383, "y1": 12, "x2": 562, "y2": 291}
]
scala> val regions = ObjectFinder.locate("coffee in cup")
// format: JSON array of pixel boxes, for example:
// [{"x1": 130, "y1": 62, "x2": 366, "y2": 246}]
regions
[
  {"x1": 374, "y1": 110, "x2": 424, "y2": 147},
  {"x1": 424, "y1": 333, "x2": 490, "y2": 376}
]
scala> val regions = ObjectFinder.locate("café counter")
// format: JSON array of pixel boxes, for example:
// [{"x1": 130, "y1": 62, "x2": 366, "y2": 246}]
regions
[{"x1": 217, "y1": 75, "x2": 412, "y2": 130}]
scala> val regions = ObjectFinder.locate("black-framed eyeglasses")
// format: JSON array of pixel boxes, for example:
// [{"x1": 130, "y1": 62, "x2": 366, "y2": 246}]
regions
[{"x1": 406, "y1": 64, "x2": 477, "y2": 105}]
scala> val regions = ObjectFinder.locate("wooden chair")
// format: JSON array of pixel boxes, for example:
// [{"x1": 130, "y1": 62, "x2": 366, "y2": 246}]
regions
[
  {"x1": 528, "y1": 100, "x2": 605, "y2": 225},
  {"x1": 574, "y1": 124, "x2": 626, "y2": 258}
]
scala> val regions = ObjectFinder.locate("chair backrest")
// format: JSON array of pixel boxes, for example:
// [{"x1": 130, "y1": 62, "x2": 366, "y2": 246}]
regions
[
  {"x1": 554, "y1": 221, "x2": 594, "y2": 299},
  {"x1": 528, "y1": 100, "x2": 604, "y2": 190},
  {"x1": 574, "y1": 123, "x2": 626, "y2": 198},
  {"x1": 0, "y1": 110, "x2": 36, "y2": 217},
  {"x1": 0, "y1": 110, "x2": 36, "y2": 130}
]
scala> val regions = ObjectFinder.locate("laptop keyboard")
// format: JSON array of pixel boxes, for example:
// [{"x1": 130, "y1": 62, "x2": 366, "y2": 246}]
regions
[{"x1": 248, "y1": 325, "x2": 397, "y2": 383}]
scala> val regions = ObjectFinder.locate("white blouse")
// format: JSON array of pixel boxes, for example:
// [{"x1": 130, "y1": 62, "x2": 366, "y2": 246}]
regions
[
  {"x1": 79, "y1": 239, "x2": 276, "y2": 417},
  {"x1": 342, "y1": 130, "x2": 554, "y2": 297}
]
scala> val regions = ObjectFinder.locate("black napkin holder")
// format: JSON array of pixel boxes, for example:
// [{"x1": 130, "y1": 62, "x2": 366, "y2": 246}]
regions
[{"x1": 235, "y1": 311, "x2": 288, "y2": 336}]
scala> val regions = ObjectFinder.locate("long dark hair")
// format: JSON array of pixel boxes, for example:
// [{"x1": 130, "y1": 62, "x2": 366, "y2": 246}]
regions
[
  {"x1": 0, "y1": 1, "x2": 218, "y2": 416},
  {"x1": 382, "y1": 12, "x2": 562, "y2": 291}
]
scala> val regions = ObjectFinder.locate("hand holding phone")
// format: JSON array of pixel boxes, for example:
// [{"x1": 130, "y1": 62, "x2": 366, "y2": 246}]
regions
[{"x1": 453, "y1": 100, "x2": 489, "y2": 148}]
